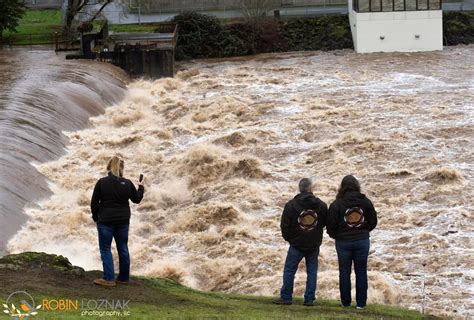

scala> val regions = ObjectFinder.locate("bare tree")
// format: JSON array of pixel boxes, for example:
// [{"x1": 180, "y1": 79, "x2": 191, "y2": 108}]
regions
[
  {"x1": 63, "y1": 0, "x2": 154, "y2": 36},
  {"x1": 128, "y1": 0, "x2": 152, "y2": 12},
  {"x1": 63, "y1": 0, "x2": 114, "y2": 36},
  {"x1": 239, "y1": 0, "x2": 276, "y2": 23}
]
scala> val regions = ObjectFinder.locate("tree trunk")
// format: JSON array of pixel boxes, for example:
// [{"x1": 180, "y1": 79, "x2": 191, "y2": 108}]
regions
[
  {"x1": 64, "y1": 0, "x2": 89, "y2": 36},
  {"x1": 64, "y1": 0, "x2": 77, "y2": 36}
]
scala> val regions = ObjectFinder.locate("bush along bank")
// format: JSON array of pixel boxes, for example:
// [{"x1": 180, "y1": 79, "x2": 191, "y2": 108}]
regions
[
  {"x1": 171, "y1": 12, "x2": 353, "y2": 60},
  {"x1": 171, "y1": 11, "x2": 474, "y2": 60},
  {"x1": 443, "y1": 11, "x2": 474, "y2": 45}
]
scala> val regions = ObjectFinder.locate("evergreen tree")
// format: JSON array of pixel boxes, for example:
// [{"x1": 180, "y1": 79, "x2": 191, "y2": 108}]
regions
[{"x1": 0, "y1": 0, "x2": 26, "y2": 37}]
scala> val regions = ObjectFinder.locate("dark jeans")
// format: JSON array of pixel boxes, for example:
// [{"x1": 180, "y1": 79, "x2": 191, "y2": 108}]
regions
[
  {"x1": 97, "y1": 223, "x2": 130, "y2": 282},
  {"x1": 280, "y1": 245, "x2": 319, "y2": 303},
  {"x1": 335, "y1": 238, "x2": 370, "y2": 308}
]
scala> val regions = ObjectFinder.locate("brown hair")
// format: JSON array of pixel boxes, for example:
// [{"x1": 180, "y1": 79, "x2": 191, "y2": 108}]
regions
[
  {"x1": 336, "y1": 175, "x2": 360, "y2": 199},
  {"x1": 107, "y1": 156, "x2": 124, "y2": 177}
]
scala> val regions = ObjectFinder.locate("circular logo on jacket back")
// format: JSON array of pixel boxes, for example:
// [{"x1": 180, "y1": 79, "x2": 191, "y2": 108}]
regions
[
  {"x1": 298, "y1": 209, "x2": 318, "y2": 232},
  {"x1": 344, "y1": 207, "x2": 365, "y2": 228}
]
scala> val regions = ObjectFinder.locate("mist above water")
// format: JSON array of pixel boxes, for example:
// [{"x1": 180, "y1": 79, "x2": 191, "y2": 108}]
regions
[{"x1": 6, "y1": 46, "x2": 474, "y2": 318}]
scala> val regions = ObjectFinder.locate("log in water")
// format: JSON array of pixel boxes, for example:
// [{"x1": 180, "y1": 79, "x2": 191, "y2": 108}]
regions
[{"x1": 4, "y1": 46, "x2": 474, "y2": 318}]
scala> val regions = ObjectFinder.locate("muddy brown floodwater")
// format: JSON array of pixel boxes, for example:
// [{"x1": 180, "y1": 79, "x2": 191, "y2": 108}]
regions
[
  {"x1": 0, "y1": 49, "x2": 127, "y2": 253},
  {"x1": 6, "y1": 45, "x2": 474, "y2": 318}
]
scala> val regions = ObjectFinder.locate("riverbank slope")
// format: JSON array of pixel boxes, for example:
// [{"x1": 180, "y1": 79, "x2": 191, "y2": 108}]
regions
[{"x1": 0, "y1": 252, "x2": 438, "y2": 319}]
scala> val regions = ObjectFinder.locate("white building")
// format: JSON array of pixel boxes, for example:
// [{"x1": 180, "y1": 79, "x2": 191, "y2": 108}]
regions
[{"x1": 348, "y1": 0, "x2": 443, "y2": 52}]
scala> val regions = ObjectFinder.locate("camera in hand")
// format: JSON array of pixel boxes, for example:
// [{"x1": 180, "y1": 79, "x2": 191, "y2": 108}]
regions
[{"x1": 139, "y1": 174, "x2": 144, "y2": 182}]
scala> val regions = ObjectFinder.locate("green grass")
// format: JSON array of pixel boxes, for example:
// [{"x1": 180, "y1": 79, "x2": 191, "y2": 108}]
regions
[
  {"x1": 15, "y1": 9, "x2": 62, "y2": 35},
  {"x1": 0, "y1": 252, "x2": 439, "y2": 320},
  {"x1": 108, "y1": 23, "x2": 161, "y2": 33},
  {"x1": 1, "y1": 9, "x2": 62, "y2": 45},
  {"x1": 4, "y1": 10, "x2": 161, "y2": 45},
  {"x1": 13, "y1": 278, "x2": 435, "y2": 320},
  {"x1": 14, "y1": 10, "x2": 165, "y2": 35}
]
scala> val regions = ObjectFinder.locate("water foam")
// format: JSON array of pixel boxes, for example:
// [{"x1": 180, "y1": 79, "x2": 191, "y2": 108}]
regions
[{"x1": 6, "y1": 45, "x2": 474, "y2": 318}]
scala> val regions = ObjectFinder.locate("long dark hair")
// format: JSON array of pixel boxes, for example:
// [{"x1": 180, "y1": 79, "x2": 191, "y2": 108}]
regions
[{"x1": 336, "y1": 175, "x2": 361, "y2": 199}]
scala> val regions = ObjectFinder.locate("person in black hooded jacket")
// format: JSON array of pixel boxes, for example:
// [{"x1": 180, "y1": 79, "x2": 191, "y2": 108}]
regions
[
  {"x1": 326, "y1": 175, "x2": 377, "y2": 309},
  {"x1": 273, "y1": 178, "x2": 328, "y2": 306},
  {"x1": 90, "y1": 156, "x2": 145, "y2": 287}
]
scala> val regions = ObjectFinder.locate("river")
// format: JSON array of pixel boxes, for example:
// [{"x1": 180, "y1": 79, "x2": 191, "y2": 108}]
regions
[{"x1": 2, "y1": 46, "x2": 473, "y2": 318}]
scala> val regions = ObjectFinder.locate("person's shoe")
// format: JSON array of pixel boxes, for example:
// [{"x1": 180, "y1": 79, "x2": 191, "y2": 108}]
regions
[
  {"x1": 93, "y1": 278, "x2": 116, "y2": 287},
  {"x1": 116, "y1": 279, "x2": 130, "y2": 285},
  {"x1": 356, "y1": 306, "x2": 365, "y2": 310},
  {"x1": 272, "y1": 298, "x2": 292, "y2": 305},
  {"x1": 341, "y1": 304, "x2": 350, "y2": 308},
  {"x1": 303, "y1": 301, "x2": 314, "y2": 306}
]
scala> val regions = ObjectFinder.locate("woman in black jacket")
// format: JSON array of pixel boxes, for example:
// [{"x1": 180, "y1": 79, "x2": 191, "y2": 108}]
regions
[
  {"x1": 90, "y1": 156, "x2": 145, "y2": 286},
  {"x1": 326, "y1": 175, "x2": 377, "y2": 309}
]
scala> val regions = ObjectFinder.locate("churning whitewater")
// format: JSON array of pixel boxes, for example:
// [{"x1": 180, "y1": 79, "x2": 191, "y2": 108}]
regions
[
  {"x1": 0, "y1": 50, "x2": 127, "y2": 252},
  {"x1": 7, "y1": 45, "x2": 474, "y2": 318}
]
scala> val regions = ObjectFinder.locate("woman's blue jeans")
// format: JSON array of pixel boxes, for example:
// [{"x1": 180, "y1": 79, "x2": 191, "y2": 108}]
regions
[
  {"x1": 335, "y1": 238, "x2": 370, "y2": 308},
  {"x1": 97, "y1": 224, "x2": 130, "y2": 282},
  {"x1": 280, "y1": 245, "x2": 319, "y2": 303}
]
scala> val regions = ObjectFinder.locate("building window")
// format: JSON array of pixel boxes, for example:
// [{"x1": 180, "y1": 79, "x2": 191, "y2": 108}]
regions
[
  {"x1": 429, "y1": 0, "x2": 441, "y2": 9},
  {"x1": 406, "y1": 0, "x2": 417, "y2": 10},
  {"x1": 353, "y1": 0, "x2": 441, "y2": 11},
  {"x1": 417, "y1": 0, "x2": 429, "y2": 10},
  {"x1": 382, "y1": 0, "x2": 394, "y2": 11},
  {"x1": 394, "y1": 0, "x2": 405, "y2": 10}
]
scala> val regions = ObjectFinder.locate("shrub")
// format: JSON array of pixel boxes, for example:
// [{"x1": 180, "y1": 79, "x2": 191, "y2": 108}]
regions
[
  {"x1": 254, "y1": 19, "x2": 288, "y2": 53},
  {"x1": 173, "y1": 12, "x2": 224, "y2": 60},
  {"x1": 172, "y1": 11, "x2": 474, "y2": 60},
  {"x1": 443, "y1": 11, "x2": 474, "y2": 45},
  {"x1": 220, "y1": 23, "x2": 256, "y2": 57},
  {"x1": 282, "y1": 16, "x2": 353, "y2": 51}
]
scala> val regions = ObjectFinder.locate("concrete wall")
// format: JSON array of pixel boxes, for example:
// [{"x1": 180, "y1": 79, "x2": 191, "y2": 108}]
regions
[
  {"x1": 348, "y1": 0, "x2": 358, "y2": 47},
  {"x1": 349, "y1": 10, "x2": 443, "y2": 52},
  {"x1": 112, "y1": 48, "x2": 174, "y2": 79}
]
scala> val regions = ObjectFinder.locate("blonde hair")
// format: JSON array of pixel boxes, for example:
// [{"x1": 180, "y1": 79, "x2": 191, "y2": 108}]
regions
[{"x1": 107, "y1": 156, "x2": 124, "y2": 177}]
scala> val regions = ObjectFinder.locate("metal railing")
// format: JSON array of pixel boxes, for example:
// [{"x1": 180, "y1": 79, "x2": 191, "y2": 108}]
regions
[
  {"x1": 109, "y1": 23, "x2": 178, "y2": 51},
  {"x1": 0, "y1": 32, "x2": 80, "y2": 50}
]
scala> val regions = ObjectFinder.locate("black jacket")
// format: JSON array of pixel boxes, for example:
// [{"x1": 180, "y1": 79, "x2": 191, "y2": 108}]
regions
[
  {"x1": 326, "y1": 191, "x2": 377, "y2": 241},
  {"x1": 91, "y1": 173, "x2": 144, "y2": 225},
  {"x1": 280, "y1": 192, "x2": 328, "y2": 253}
]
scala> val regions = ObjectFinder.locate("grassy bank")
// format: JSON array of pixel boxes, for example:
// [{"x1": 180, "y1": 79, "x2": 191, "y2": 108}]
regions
[
  {"x1": 15, "y1": 9, "x2": 62, "y2": 34},
  {"x1": 108, "y1": 23, "x2": 159, "y2": 33},
  {"x1": 0, "y1": 9, "x2": 62, "y2": 45},
  {"x1": 0, "y1": 252, "x2": 438, "y2": 319},
  {"x1": 10, "y1": 9, "x2": 160, "y2": 35}
]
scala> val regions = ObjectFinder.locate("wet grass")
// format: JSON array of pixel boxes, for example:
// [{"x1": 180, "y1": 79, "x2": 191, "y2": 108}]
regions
[
  {"x1": 16, "y1": 278, "x2": 436, "y2": 320},
  {"x1": 4, "y1": 10, "x2": 161, "y2": 45},
  {"x1": 0, "y1": 252, "x2": 438, "y2": 320},
  {"x1": 1, "y1": 10, "x2": 62, "y2": 45},
  {"x1": 108, "y1": 23, "x2": 161, "y2": 33},
  {"x1": 15, "y1": 9, "x2": 62, "y2": 35}
]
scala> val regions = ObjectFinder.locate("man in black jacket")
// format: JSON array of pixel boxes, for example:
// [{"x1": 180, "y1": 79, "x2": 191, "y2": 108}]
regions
[{"x1": 273, "y1": 178, "x2": 328, "y2": 306}]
